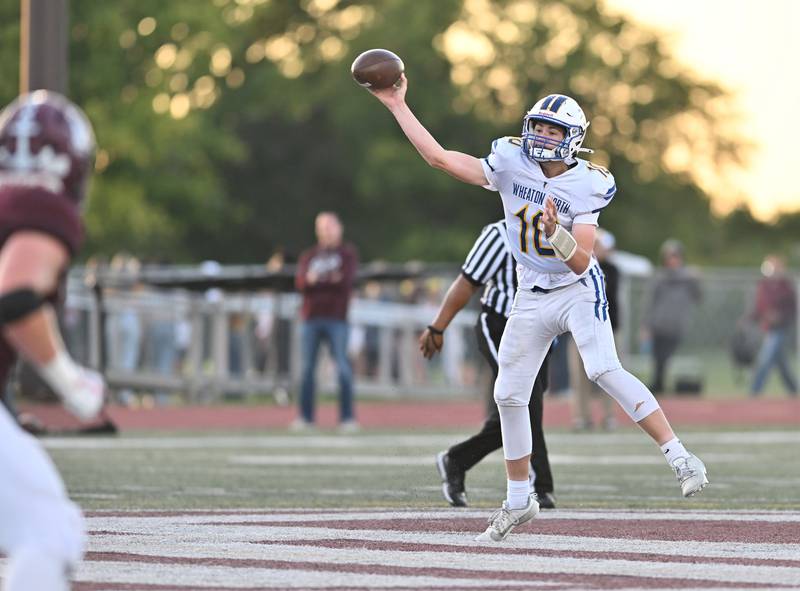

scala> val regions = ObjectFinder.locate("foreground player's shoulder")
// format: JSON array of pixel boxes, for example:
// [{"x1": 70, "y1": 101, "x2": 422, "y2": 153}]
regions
[
  {"x1": 486, "y1": 136, "x2": 521, "y2": 165},
  {"x1": 575, "y1": 159, "x2": 617, "y2": 211}
]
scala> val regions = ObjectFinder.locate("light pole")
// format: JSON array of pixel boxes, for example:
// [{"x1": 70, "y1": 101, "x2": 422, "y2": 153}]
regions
[{"x1": 19, "y1": 0, "x2": 69, "y2": 94}]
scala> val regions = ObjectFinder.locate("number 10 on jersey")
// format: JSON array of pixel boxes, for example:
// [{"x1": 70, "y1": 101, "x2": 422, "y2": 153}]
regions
[{"x1": 514, "y1": 205, "x2": 555, "y2": 257}]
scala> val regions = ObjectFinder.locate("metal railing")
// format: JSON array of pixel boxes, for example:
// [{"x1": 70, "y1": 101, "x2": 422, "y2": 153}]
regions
[
  {"x1": 62, "y1": 266, "x2": 800, "y2": 402},
  {"x1": 64, "y1": 275, "x2": 483, "y2": 403}
]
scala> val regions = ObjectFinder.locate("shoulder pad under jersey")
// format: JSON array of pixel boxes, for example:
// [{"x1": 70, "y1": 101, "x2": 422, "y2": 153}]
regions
[{"x1": 578, "y1": 160, "x2": 617, "y2": 214}]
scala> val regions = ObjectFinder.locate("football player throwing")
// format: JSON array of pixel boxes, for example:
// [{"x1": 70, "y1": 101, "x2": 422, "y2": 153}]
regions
[{"x1": 365, "y1": 76, "x2": 708, "y2": 542}]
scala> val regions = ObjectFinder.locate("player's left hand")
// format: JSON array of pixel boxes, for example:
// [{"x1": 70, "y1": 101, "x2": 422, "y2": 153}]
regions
[
  {"x1": 542, "y1": 197, "x2": 558, "y2": 237},
  {"x1": 419, "y1": 327, "x2": 443, "y2": 359}
]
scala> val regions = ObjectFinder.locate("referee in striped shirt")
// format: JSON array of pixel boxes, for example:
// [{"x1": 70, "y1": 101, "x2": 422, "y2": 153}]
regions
[{"x1": 421, "y1": 220, "x2": 555, "y2": 509}]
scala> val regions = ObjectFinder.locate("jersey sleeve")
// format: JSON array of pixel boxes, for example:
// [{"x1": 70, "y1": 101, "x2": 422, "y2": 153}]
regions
[
  {"x1": 573, "y1": 163, "x2": 617, "y2": 224},
  {"x1": 0, "y1": 187, "x2": 84, "y2": 256},
  {"x1": 480, "y1": 136, "x2": 520, "y2": 192}
]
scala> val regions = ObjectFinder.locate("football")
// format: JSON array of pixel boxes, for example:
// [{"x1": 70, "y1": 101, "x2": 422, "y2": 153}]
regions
[{"x1": 351, "y1": 49, "x2": 404, "y2": 89}]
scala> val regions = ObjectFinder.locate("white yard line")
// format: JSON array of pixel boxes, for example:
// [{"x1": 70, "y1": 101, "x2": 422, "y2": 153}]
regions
[
  {"x1": 86, "y1": 523, "x2": 800, "y2": 562},
  {"x1": 74, "y1": 561, "x2": 537, "y2": 589},
  {"x1": 40, "y1": 430, "x2": 800, "y2": 450},
  {"x1": 86, "y1": 508, "x2": 800, "y2": 524},
  {"x1": 227, "y1": 453, "x2": 753, "y2": 466}
]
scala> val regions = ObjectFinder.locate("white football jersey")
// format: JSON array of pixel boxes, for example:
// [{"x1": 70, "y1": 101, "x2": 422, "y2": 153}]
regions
[{"x1": 481, "y1": 136, "x2": 617, "y2": 290}]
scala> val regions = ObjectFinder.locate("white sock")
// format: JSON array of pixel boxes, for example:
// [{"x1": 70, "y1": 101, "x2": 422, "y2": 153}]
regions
[
  {"x1": 506, "y1": 478, "x2": 531, "y2": 510},
  {"x1": 660, "y1": 437, "x2": 689, "y2": 465}
]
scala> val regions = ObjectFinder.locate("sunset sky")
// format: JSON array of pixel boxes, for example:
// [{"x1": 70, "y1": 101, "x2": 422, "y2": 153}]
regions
[{"x1": 605, "y1": 0, "x2": 800, "y2": 220}]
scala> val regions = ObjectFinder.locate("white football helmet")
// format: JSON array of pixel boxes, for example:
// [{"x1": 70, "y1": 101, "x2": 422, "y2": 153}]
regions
[{"x1": 521, "y1": 94, "x2": 590, "y2": 164}]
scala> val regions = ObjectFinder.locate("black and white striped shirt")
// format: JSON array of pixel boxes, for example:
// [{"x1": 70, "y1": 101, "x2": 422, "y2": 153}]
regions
[{"x1": 461, "y1": 220, "x2": 517, "y2": 318}]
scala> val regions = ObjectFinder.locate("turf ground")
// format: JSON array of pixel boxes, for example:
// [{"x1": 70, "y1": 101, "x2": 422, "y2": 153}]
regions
[{"x1": 32, "y1": 421, "x2": 800, "y2": 590}]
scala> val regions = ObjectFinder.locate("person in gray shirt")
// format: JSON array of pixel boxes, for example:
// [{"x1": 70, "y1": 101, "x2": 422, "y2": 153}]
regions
[{"x1": 642, "y1": 239, "x2": 702, "y2": 394}]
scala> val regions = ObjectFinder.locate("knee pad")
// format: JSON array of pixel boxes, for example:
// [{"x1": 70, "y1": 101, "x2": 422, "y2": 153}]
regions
[
  {"x1": 493, "y1": 368, "x2": 536, "y2": 407},
  {"x1": 584, "y1": 356, "x2": 622, "y2": 383},
  {"x1": 497, "y1": 404, "x2": 532, "y2": 460},
  {"x1": 595, "y1": 368, "x2": 661, "y2": 421}
]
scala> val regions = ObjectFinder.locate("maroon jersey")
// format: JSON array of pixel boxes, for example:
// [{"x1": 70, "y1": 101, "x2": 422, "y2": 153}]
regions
[
  {"x1": 295, "y1": 243, "x2": 358, "y2": 321},
  {"x1": 0, "y1": 185, "x2": 84, "y2": 255},
  {"x1": 0, "y1": 91, "x2": 95, "y2": 388}
]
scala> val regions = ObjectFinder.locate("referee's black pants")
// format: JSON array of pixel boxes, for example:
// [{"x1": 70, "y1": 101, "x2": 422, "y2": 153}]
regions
[{"x1": 446, "y1": 308, "x2": 554, "y2": 494}]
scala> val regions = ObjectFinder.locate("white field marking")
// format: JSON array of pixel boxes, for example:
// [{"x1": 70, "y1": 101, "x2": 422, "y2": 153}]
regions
[
  {"x1": 227, "y1": 452, "x2": 751, "y2": 466},
  {"x1": 85, "y1": 508, "x2": 800, "y2": 525},
  {"x1": 86, "y1": 524, "x2": 800, "y2": 562},
  {"x1": 73, "y1": 561, "x2": 536, "y2": 589},
  {"x1": 39, "y1": 430, "x2": 800, "y2": 450},
  {"x1": 77, "y1": 537, "x2": 800, "y2": 586}
]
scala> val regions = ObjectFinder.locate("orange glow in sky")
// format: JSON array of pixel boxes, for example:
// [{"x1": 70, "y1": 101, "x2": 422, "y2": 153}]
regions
[{"x1": 605, "y1": 0, "x2": 800, "y2": 220}]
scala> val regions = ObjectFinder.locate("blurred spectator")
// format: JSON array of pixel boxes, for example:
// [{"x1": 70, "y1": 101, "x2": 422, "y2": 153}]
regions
[
  {"x1": 259, "y1": 248, "x2": 292, "y2": 403},
  {"x1": 569, "y1": 229, "x2": 618, "y2": 430},
  {"x1": 144, "y1": 311, "x2": 177, "y2": 405},
  {"x1": 749, "y1": 255, "x2": 798, "y2": 397},
  {"x1": 228, "y1": 312, "x2": 246, "y2": 379},
  {"x1": 105, "y1": 253, "x2": 143, "y2": 406},
  {"x1": 361, "y1": 281, "x2": 383, "y2": 378},
  {"x1": 641, "y1": 239, "x2": 702, "y2": 394},
  {"x1": 293, "y1": 212, "x2": 359, "y2": 431}
]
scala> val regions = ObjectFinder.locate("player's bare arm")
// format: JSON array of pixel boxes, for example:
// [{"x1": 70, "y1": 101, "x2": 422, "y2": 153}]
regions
[
  {"x1": 0, "y1": 232, "x2": 68, "y2": 360},
  {"x1": 0, "y1": 232, "x2": 105, "y2": 421},
  {"x1": 542, "y1": 197, "x2": 595, "y2": 274},
  {"x1": 419, "y1": 274, "x2": 480, "y2": 359},
  {"x1": 368, "y1": 75, "x2": 488, "y2": 186}
]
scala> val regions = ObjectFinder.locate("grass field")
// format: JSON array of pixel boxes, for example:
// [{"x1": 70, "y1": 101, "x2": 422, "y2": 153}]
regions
[
  {"x1": 48, "y1": 427, "x2": 800, "y2": 512},
  {"x1": 33, "y1": 424, "x2": 800, "y2": 590}
]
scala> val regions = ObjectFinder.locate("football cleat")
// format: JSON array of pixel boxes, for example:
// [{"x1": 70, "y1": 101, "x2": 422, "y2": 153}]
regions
[
  {"x1": 475, "y1": 493, "x2": 539, "y2": 542},
  {"x1": 436, "y1": 451, "x2": 467, "y2": 507},
  {"x1": 535, "y1": 491, "x2": 557, "y2": 510},
  {"x1": 672, "y1": 454, "x2": 709, "y2": 497}
]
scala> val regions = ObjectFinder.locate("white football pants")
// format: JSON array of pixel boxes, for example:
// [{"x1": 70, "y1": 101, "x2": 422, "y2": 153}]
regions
[
  {"x1": 0, "y1": 406, "x2": 85, "y2": 591},
  {"x1": 494, "y1": 272, "x2": 660, "y2": 459}
]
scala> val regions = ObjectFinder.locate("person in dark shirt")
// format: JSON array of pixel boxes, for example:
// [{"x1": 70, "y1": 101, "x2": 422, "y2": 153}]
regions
[
  {"x1": 293, "y1": 212, "x2": 359, "y2": 431},
  {"x1": 749, "y1": 254, "x2": 797, "y2": 397}
]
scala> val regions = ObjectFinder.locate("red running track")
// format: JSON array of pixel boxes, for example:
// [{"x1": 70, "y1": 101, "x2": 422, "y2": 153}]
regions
[{"x1": 18, "y1": 396, "x2": 800, "y2": 432}]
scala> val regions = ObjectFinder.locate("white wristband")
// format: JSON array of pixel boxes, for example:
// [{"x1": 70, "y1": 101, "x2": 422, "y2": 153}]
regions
[
  {"x1": 39, "y1": 350, "x2": 81, "y2": 400},
  {"x1": 547, "y1": 225, "x2": 578, "y2": 261}
]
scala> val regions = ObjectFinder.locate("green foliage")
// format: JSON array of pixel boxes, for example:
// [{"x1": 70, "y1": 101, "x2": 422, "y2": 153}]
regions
[{"x1": 0, "y1": 0, "x2": 792, "y2": 265}]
